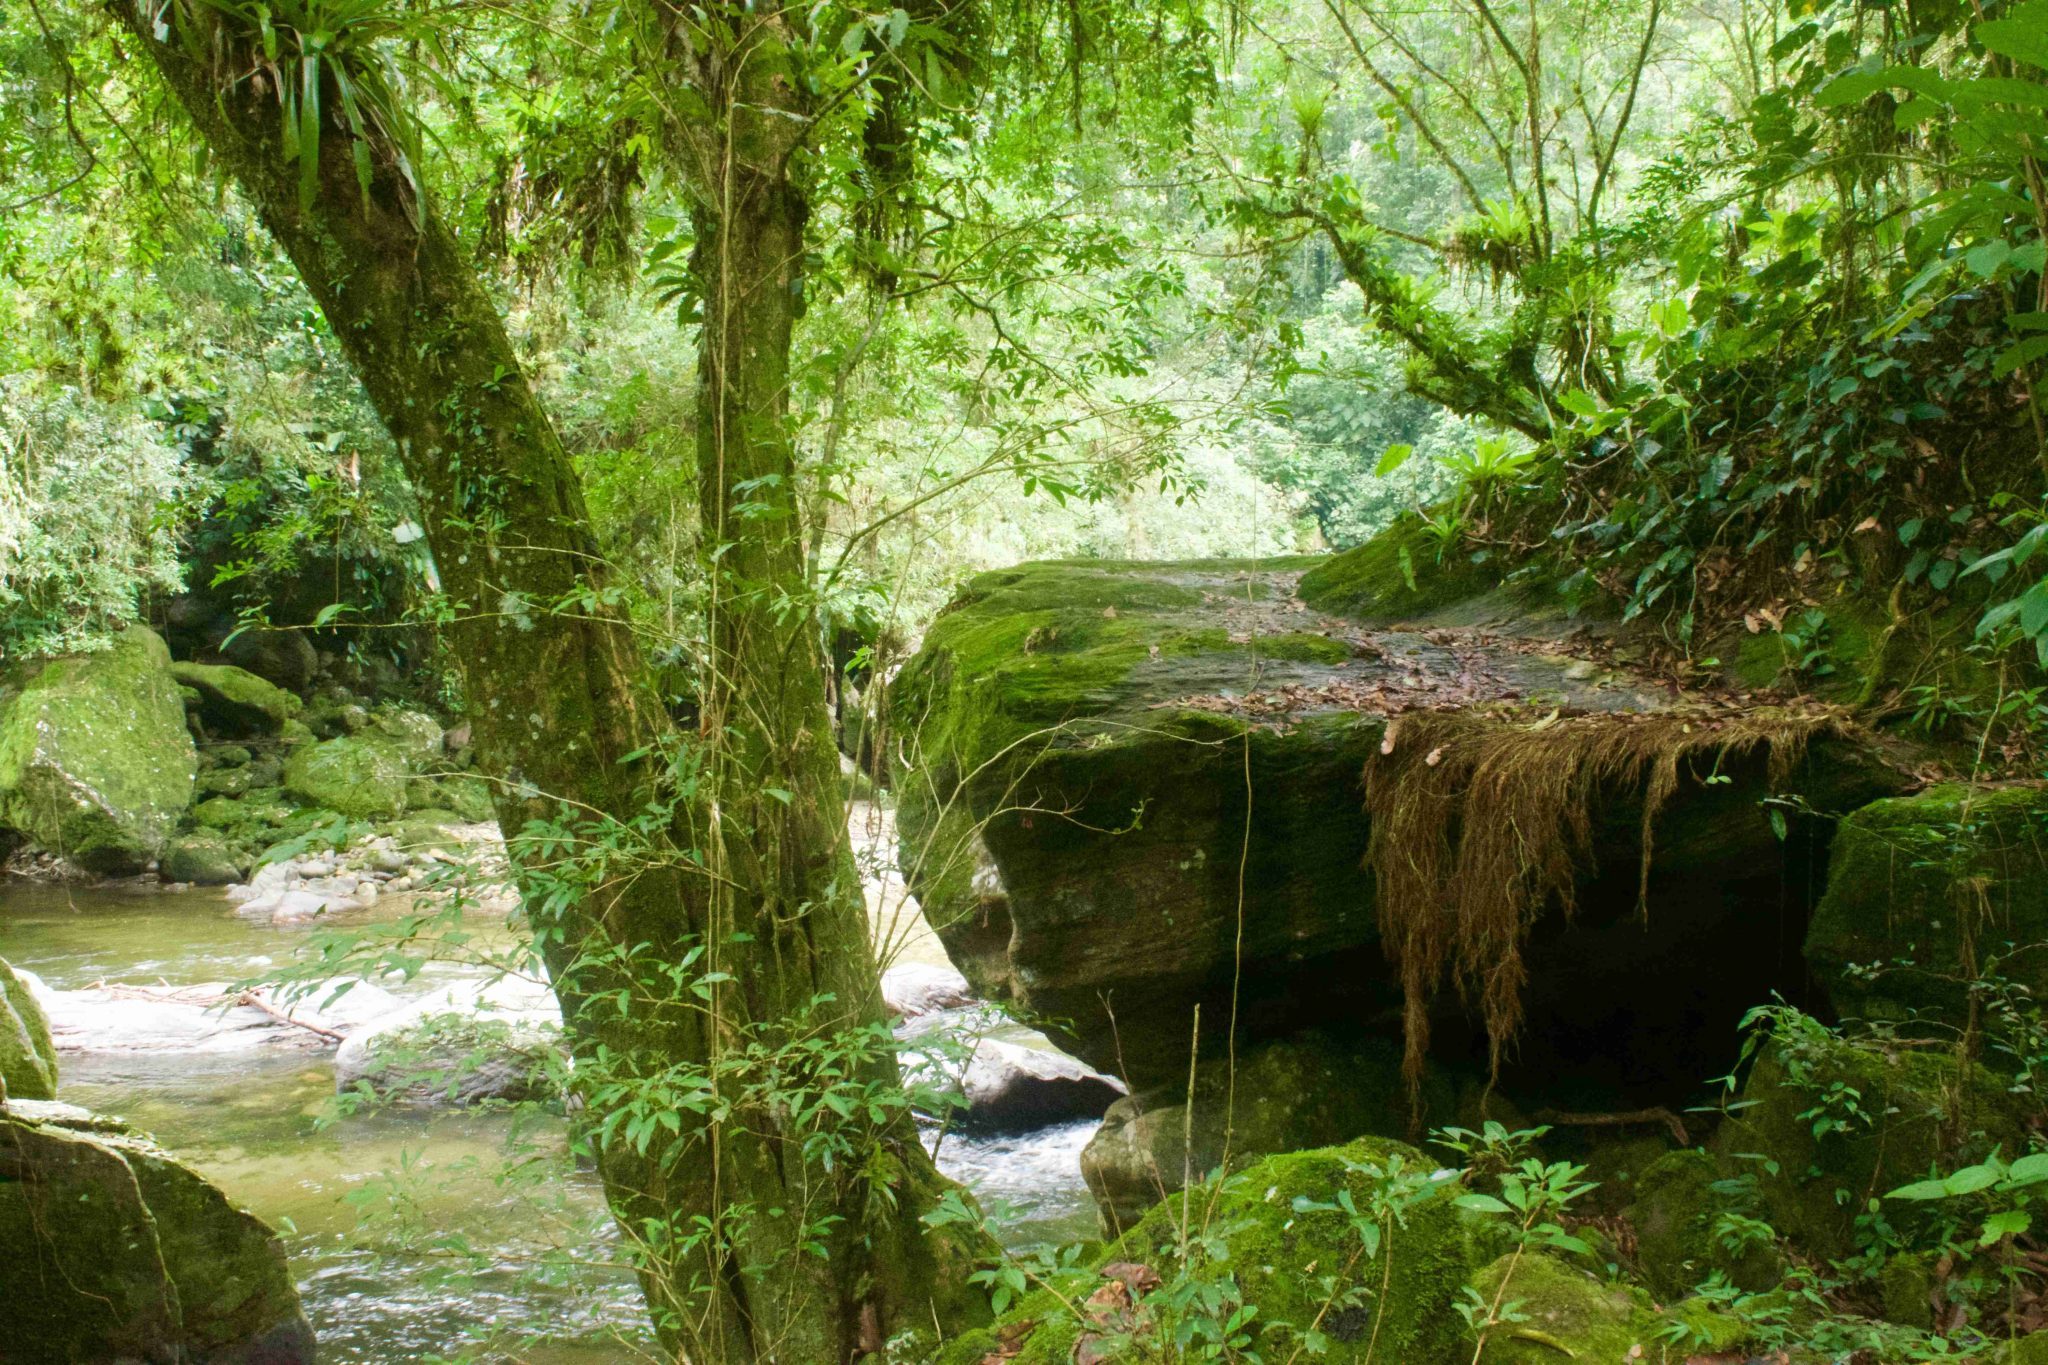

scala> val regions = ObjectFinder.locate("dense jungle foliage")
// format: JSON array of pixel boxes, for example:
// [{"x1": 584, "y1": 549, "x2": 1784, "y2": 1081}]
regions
[{"x1": 3, "y1": 0, "x2": 2048, "y2": 1360}]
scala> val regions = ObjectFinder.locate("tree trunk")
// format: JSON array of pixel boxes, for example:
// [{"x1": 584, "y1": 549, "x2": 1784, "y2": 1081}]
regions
[{"x1": 121, "y1": 8, "x2": 988, "y2": 1360}]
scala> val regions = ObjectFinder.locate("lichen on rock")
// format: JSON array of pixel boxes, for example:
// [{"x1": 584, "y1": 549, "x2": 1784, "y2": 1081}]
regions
[{"x1": 2, "y1": 957, "x2": 59, "y2": 1100}]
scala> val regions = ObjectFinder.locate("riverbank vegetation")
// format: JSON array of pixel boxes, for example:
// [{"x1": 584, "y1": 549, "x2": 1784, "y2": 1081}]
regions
[{"x1": 3, "y1": 0, "x2": 2047, "y2": 1360}]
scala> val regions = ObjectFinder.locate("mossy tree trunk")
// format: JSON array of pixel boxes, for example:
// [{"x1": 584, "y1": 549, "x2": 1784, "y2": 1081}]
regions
[{"x1": 122, "y1": 7, "x2": 984, "y2": 1361}]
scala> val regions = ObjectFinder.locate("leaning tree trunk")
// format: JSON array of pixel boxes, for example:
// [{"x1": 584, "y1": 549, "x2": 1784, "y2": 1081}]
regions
[{"x1": 120, "y1": 7, "x2": 988, "y2": 1360}]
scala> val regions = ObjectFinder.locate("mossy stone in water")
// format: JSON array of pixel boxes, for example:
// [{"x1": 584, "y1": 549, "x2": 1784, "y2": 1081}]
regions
[
  {"x1": 163, "y1": 831, "x2": 247, "y2": 886},
  {"x1": 0, "y1": 1100, "x2": 314, "y2": 1361},
  {"x1": 1, "y1": 957, "x2": 58, "y2": 1100},
  {"x1": 1806, "y1": 783, "x2": 2048, "y2": 1029},
  {"x1": 0, "y1": 626, "x2": 197, "y2": 873}
]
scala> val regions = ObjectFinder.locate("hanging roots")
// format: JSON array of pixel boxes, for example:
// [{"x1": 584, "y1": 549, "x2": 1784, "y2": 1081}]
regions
[{"x1": 1363, "y1": 706, "x2": 1847, "y2": 1109}]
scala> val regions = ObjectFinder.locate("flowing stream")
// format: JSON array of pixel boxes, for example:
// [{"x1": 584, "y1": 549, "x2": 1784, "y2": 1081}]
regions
[{"x1": 0, "y1": 876, "x2": 1099, "y2": 1361}]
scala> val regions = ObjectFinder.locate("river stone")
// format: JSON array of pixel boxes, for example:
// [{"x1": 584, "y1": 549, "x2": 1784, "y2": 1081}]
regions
[
  {"x1": 892, "y1": 528, "x2": 1906, "y2": 1094},
  {"x1": 370, "y1": 707, "x2": 443, "y2": 765},
  {"x1": 163, "y1": 832, "x2": 247, "y2": 886},
  {"x1": 1805, "y1": 782, "x2": 2048, "y2": 1028},
  {"x1": 214, "y1": 624, "x2": 318, "y2": 696},
  {"x1": 169, "y1": 660, "x2": 296, "y2": 738},
  {"x1": 0, "y1": 1099, "x2": 315, "y2": 1363},
  {"x1": 1078, "y1": 1031, "x2": 1467, "y2": 1232},
  {"x1": 282, "y1": 732, "x2": 411, "y2": 819},
  {"x1": 334, "y1": 977, "x2": 563, "y2": 1107},
  {"x1": 0, "y1": 625, "x2": 197, "y2": 874},
  {"x1": 881, "y1": 961, "x2": 976, "y2": 1018},
  {"x1": 2, "y1": 957, "x2": 59, "y2": 1100}
]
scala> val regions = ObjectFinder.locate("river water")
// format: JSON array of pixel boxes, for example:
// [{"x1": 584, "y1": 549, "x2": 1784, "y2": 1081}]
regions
[{"x1": 0, "y1": 875, "x2": 1099, "y2": 1361}]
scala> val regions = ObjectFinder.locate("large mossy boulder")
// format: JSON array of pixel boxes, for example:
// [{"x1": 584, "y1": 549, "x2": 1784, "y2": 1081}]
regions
[
  {"x1": 936, "y1": 1136, "x2": 1476, "y2": 1365},
  {"x1": 0, "y1": 626, "x2": 197, "y2": 873},
  {"x1": 170, "y1": 660, "x2": 297, "y2": 738},
  {"x1": 893, "y1": 535, "x2": 1904, "y2": 1096},
  {"x1": 283, "y1": 731, "x2": 413, "y2": 820},
  {"x1": 1714, "y1": 1026, "x2": 2033, "y2": 1259},
  {"x1": 0, "y1": 1099, "x2": 315, "y2": 1362},
  {"x1": 1806, "y1": 783, "x2": 2048, "y2": 1027},
  {"x1": 2, "y1": 957, "x2": 59, "y2": 1100}
]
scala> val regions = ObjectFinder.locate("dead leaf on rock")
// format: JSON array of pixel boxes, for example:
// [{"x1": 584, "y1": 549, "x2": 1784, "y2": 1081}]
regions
[{"x1": 1099, "y1": 1261, "x2": 1163, "y2": 1295}]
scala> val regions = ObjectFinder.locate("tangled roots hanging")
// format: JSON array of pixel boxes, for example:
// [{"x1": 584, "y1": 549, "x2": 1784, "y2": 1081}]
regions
[{"x1": 1363, "y1": 707, "x2": 1846, "y2": 1109}]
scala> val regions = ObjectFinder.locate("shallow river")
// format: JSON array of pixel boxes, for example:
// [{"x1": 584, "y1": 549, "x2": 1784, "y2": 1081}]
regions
[{"x1": 0, "y1": 880, "x2": 1099, "y2": 1362}]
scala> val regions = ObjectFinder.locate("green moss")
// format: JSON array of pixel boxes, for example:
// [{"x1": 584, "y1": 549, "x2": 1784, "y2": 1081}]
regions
[
  {"x1": 1805, "y1": 783, "x2": 2048, "y2": 1028},
  {"x1": 1296, "y1": 516, "x2": 1501, "y2": 622},
  {"x1": 939, "y1": 1137, "x2": 1476, "y2": 1365},
  {"x1": 1467, "y1": 1252, "x2": 1751, "y2": 1363},
  {"x1": 168, "y1": 661, "x2": 295, "y2": 737},
  {"x1": 1715, "y1": 1028, "x2": 2033, "y2": 1260},
  {"x1": 1626, "y1": 1150, "x2": 1782, "y2": 1300},
  {"x1": 0, "y1": 626, "x2": 197, "y2": 873},
  {"x1": 162, "y1": 832, "x2": 247, "y2": 886},
  {"x1": 282, "y1": 733, "x2": 412, "y2": 819},
  {"x1": 1, "y1": 958, "x2": 58, "y2": 1100}
]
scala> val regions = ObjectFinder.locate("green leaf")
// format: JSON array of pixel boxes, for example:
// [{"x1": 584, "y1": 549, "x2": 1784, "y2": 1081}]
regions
[
  {"x1": 1945, "y1": 1162, "x2": 2003, "y2": 1196},
  {"x1": 1454, "y1": 1193, "x2": 1511, "y2": 1214},
  {"x1": 2005, "y1": 1152, "x2": 2048, "y2": 1185},
  {"x1": 1887, "y1": 1178, "x2": 1954, "y2": 1201},
  {"x1": 1995, "y1": 335, "x2": 2048, "y2": 379},
  {"x1": 1374, "y1": 443, "x2": 1414, "y2": 477},
  {"x1": 1981, "y1": 1209, "x2": 2031, "y2": 1246},
  {"x1": 1979, "y1": 16, "x2": 2048, "y2": 71}
]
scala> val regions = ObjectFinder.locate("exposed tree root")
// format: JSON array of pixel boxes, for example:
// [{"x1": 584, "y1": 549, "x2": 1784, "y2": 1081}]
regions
[{"x1": 1363, "y1": 707, "x2": 1846, "y2": 1105}]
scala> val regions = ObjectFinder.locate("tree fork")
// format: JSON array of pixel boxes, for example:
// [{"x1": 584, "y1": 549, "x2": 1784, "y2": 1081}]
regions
[{"x1": 117, "y1": 4, "x2": 990, "y2": 1358}]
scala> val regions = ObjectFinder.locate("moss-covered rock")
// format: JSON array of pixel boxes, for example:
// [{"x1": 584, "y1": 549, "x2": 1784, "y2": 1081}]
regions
[
  {"x1": 937, "y1": 1136, "x2": 1476, "y2": 1365},
  {"x1": 1713, "y1": 1026, "x2": 2033, "y2": 1259},
  {"x1": 1465, "y1": 1251, "x2": 1750, "y2": 1363},
  {"x1": 169, "y1": 660, "x2": 296, "y2": 737},
  {"x1": 895, "y1": 541, "x2": 1905, "y2": 1096},
  {"x1": 2, "y1": 957, "x2": 58, "y2": 1101},
  {"x1": 1805, "y1": 783, "x2": 2048, "y2": 1028},
  {"x1": 163, "y1": 831, "x2": 247, "y2": 886},
  {"x1": 1626, "y1": 1149, "x2": 1783, "y2": 1300},
  {"x1": 1295, "y1": 514, "x2": 1503, "y2": 622},
  {"x1": 282, "y1": 732, "x2": 412, "y2": 819},
  {"x1": 0, "y1": 626, "x2": 197, "y2": 873},
  {"x1": 1081, "y1": 1032, "x2": 1463, "y2": 1232},
  {"x1": 0, "y1": 1099, "x2": 314, "y2": 1362}
]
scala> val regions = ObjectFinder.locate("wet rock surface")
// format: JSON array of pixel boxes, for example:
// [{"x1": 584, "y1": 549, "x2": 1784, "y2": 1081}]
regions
[{"x1": 0, "y1": 1098, "x2": 316, "y2": 1364}]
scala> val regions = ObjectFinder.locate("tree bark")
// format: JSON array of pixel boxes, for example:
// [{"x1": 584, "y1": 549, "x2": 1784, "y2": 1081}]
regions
[{"x1": 119, "y1": 6, "x2": 988, "y2": 1360}]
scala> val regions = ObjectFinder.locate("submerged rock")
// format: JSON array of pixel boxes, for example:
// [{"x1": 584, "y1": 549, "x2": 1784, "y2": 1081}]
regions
[
  {"x1": 32, "y1": 974, "x2": 399, "y2": 1055},
  {"x1": 2, "y1": 957, "x2": 59, "y2": 1100},
  {"x1": 0, "y1": 1099, "x2": 315, "y2": 1363},
  {"x1": 0, "y1": 626, "x2": 197, "y2": 874},
  {"x1": 332, "y1": 976, "x2": 563, "y2": 1107},
  {"x1": 170, "y1": 660, "x2": 297, "y2": 738}
]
